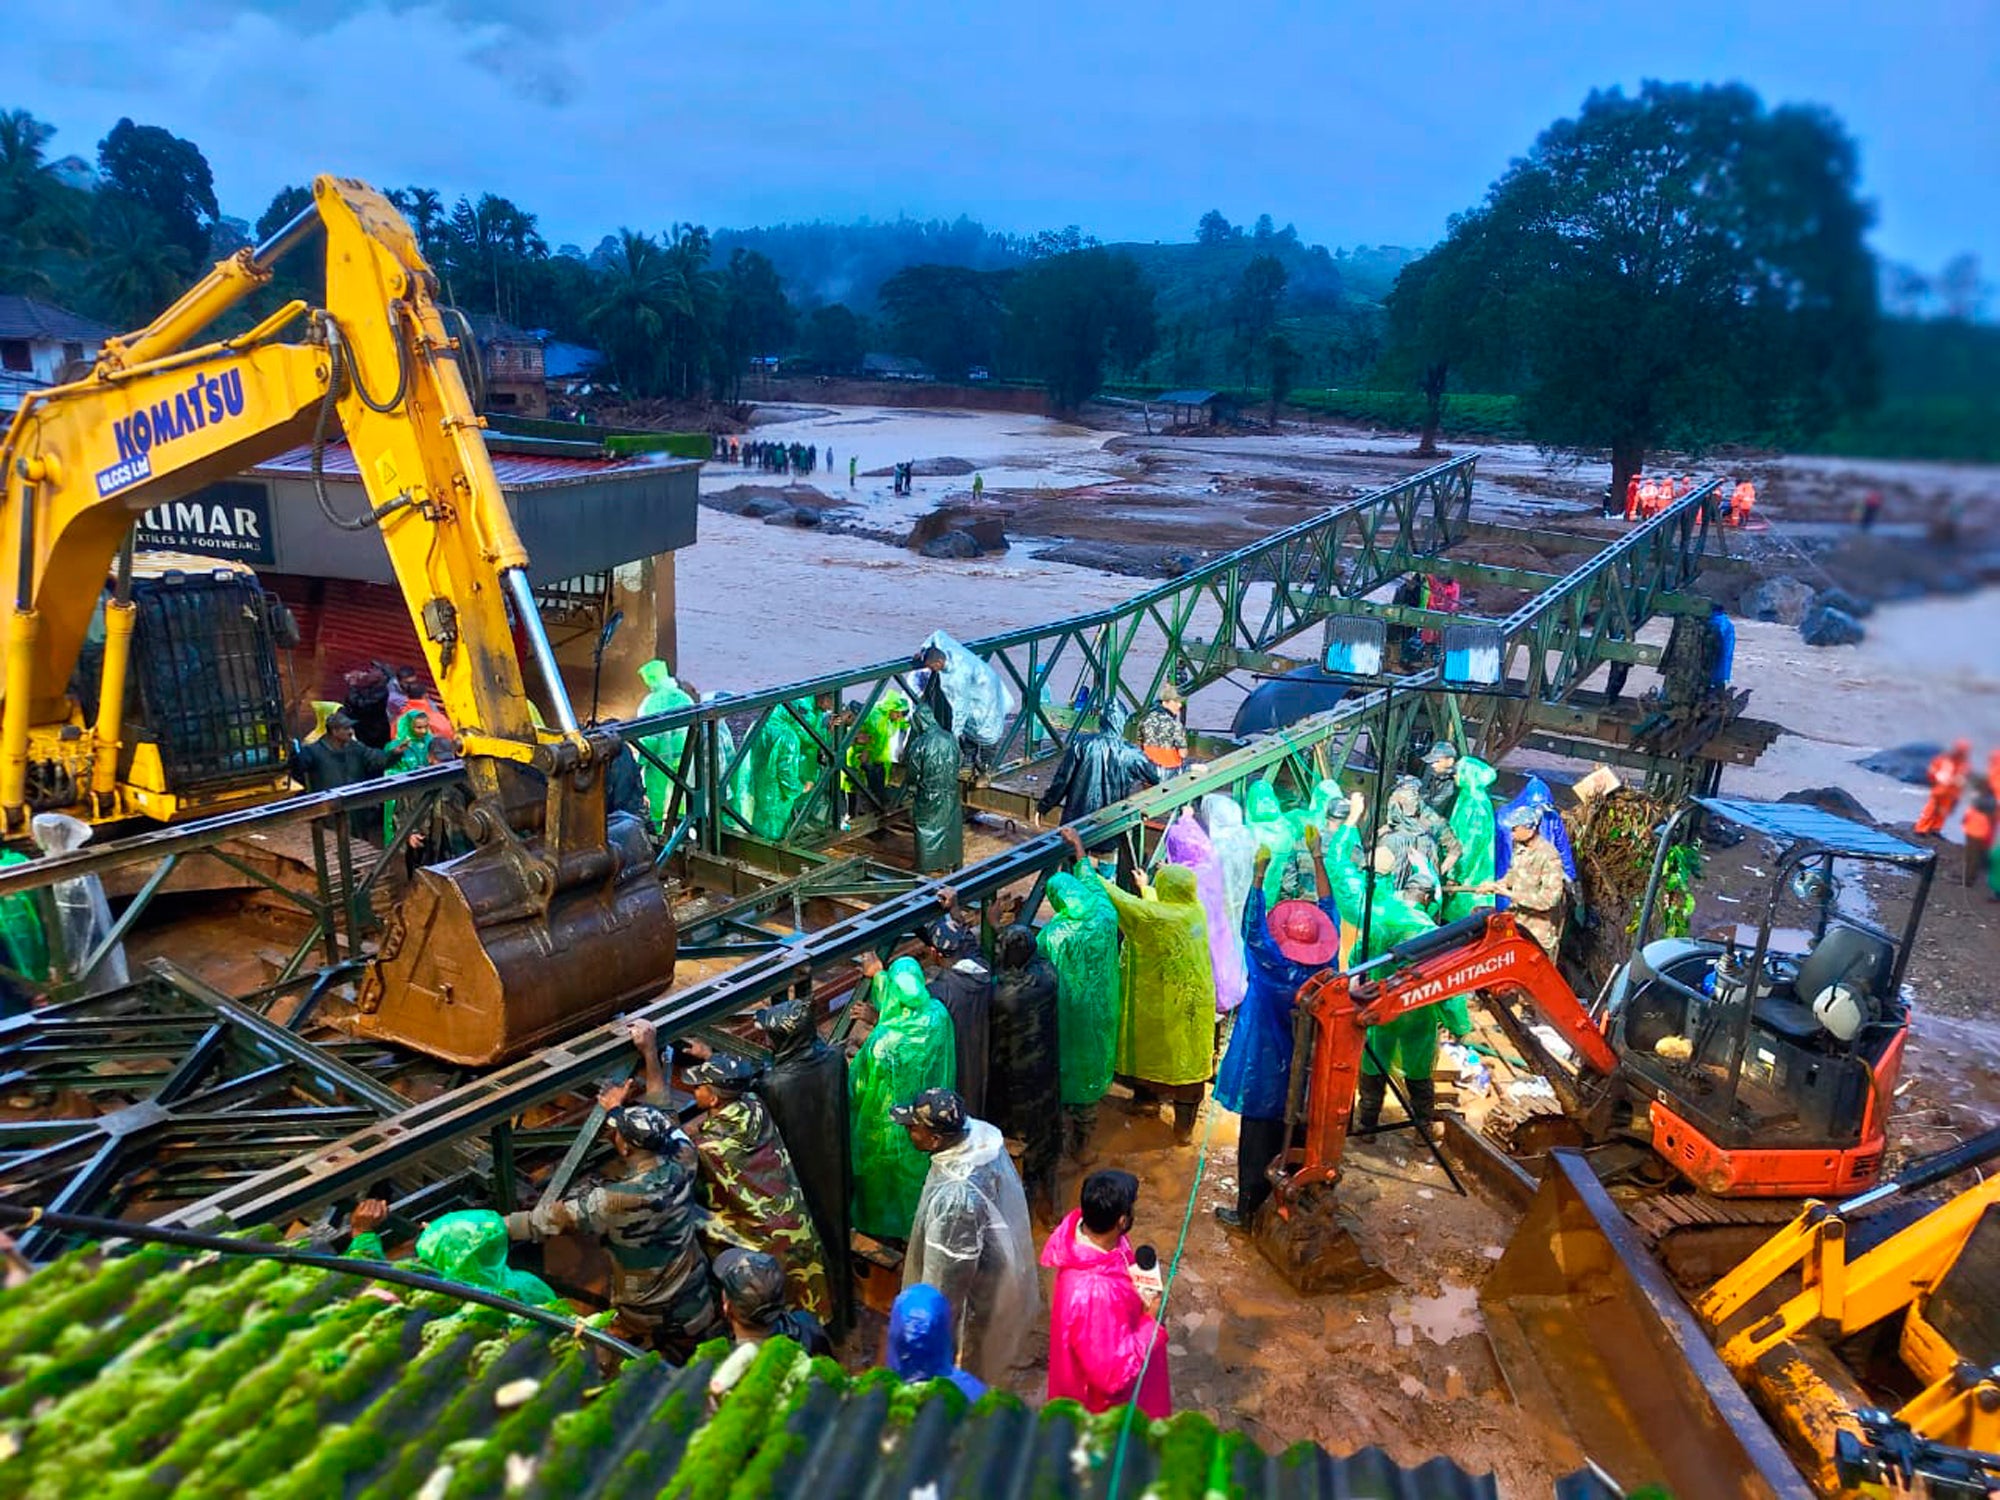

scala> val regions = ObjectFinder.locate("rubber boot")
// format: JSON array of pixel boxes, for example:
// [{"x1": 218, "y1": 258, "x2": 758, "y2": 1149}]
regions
[
  {"x1": 1405, "y1": 1076, "x2": 1437, "y2": 1124},
  {"x1": 1172, "y1": 1098, "x2": 1199, "y2": 1145},
  {"x1": 1356, "y1": 1073, "x2": 1387, "y2": 1134}
]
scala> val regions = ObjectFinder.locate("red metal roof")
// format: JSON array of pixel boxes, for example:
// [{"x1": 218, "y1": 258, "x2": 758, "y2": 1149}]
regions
[{"x1": 253, "y1": 441, "x2": 683, "y2": 490}]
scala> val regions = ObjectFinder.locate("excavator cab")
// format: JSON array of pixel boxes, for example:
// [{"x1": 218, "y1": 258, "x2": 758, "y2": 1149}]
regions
[{"x1": 1603, "y1": 798, "x2": 1935, "y2": 1197}]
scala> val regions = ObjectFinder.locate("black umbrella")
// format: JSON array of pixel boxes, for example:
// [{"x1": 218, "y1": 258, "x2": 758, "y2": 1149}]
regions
[{"x1": 1230, "y1": 665, "x2": 1350, "y2": 737}]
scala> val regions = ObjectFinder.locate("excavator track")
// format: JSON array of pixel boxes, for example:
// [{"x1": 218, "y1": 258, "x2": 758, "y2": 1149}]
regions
[{"x1": 1623, "y1": 1194, "x2": 1807, "y2": 1290}]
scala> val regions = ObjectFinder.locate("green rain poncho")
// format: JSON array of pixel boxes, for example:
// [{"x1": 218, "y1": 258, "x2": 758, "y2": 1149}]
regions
[
  {"x1": 1038, "y1": 865, "x2": 1122, "y2": 1105},
  {"x1": 1442, "y1": 755, "x2": 1500, "y2": 924},
  {"x1": 747, "y1": 700, "x2": 815, "y2": 840},
  {"x1": 1244, "y1": 779, "x2": 1298, "y2": 905},
  {"x1": 0, "y1": 848, "x2": 49, "y2": 984},
  {"x1": 1357, "y1": 880, "x2": 1471, "y2": 1080},
  {"x1": 348, "y1": 1209, "x2": 567, "y2": 1313},
  {"x1": 849, "y1": 956, "x2": 957, "y2": 1240},
  {"x1": 1095, "y1": 864, "x2": 1217, "y2": 1087},
  {"x1": 635, "y1": 659, "x2": 695, "y2": 829},
  {"x1": 905, "y1": 702, "x2": 963, "y2": 874},
  {"x1": 381, "y1": 709, "x2": 433, "y2": 843}
]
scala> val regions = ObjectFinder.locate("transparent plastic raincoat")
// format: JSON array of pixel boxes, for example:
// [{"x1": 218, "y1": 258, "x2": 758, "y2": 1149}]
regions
[
  {"x1": 919, "y1": 630, "x2": 1016, "y2": 748},
  {"x1": 848, "y1": 957, "x2": 957, "y2": 1240},
  {"x1": 0, "y1": 848, "x2": 49, "y2": 983},
  {"x1": 1162, "y1": 808, "x2": 1248, "y2": 1013},
  {"x1": 905, "y1": 703, "x2": 963, "y2": 873},
  {"x1": 1038, "y1": 867, "x2": 1122, "y2": 1106},
  {"x1": 1442, "y1": 755, "x2": 1501, "y2": 924},
  {"x1": 1096, "y1": 865, "x2": 1217, "y2": 1087},
  {"x1": 349, "y1": 1208, "x2": 568, "y2": 1313},
  {"x1": 1199, "y1": 793, "x2": 1257, "y2": 939},
  {"x1": 635, "y1": 659, "x2": 695, "y2": 828},
  {"x1": 887, "y1": 1282, "x2": 986, "y2": 1399},
  {"x1": 902, "y1": 1118, "x2": 1039, "y2": 1385},
  {"x1": 747, "y1": 700, "x2": 816, "y2": 840},
  {"x1": 29, "y1": 813, "x2": 126, "y2": 991}
]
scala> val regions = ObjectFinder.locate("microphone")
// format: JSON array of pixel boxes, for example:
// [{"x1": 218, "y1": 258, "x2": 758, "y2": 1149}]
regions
[{"x1": 1133, "y1": 1244, "x2": 1158, "y2": 1271}]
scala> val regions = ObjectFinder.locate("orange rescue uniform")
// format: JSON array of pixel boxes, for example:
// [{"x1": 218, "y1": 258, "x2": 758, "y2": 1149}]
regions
[{"x1": 1915, "y1": 743, "x2": 1971, "y2": 835}]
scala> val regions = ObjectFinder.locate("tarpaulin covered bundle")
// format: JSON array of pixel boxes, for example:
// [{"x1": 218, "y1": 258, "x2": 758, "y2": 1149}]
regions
[
  {"x1": 905, "y1": 703, "x2": 963, "y2": 873},
  {"x1": 413, "y1": 1210, "x2": 567, "y2": 1311},
  {"x1": 987, "y1": 923, "x2": 1062, "y2": 1192},
  {"x1": 1496, "y1": 775, "x2": 1577, "y2": 882},
  {"x1": 848, "y1": 957, "x2": 957, "y2": 1240},
  {"x1": 29, "y1": 813, "x2": 126, "y2": 992},
  {"x1": 758, "y1": 1000, "x2": 854, "y2": 1332},
  {"x1": 902, "y1": 1117, "x2": 1039, "y2": 1385},
  {"x1": 1038, "y1": 868, "x2": 1122, "y2": 1106},
  {"x1": 1443, "y1": 755, "x2": 1501, "y2": 924},
  {"x1": 1200, "y1": 792, "x2": 1257, "y2": 941},
  {"x1": 920, "y1": 629, "x2": 1016, "y2": 747},
  {"x1": 1097, "y1": 864, "x2": 1217, "y2": 1086},
  {"x1": 635, "y1": 658, "x2": 695, "y2": 827},
  {"x1": 1163, "y1": 808, "x2": 1248, "y2": 1013}
]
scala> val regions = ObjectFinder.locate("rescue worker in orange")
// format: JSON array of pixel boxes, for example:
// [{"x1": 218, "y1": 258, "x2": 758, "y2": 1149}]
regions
[
  {"x1": 1623, "y1": 473, "x2": 1642, "y2": 521},
  {"x1": 1915, "y1": 739, "x2": 1972, "y2": 836},
  {"x1": 1729, "y1": 480, "x2": 1756, "y2": 528}
]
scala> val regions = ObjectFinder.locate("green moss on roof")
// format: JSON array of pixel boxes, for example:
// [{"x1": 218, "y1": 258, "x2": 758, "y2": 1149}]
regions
[{"x1": 0, "y1": 1246, "x2": 1501, "y2": 1498}]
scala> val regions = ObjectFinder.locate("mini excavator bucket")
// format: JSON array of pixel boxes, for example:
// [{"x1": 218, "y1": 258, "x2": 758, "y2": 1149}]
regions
[
  {"x1": 353, "y1": 740, "x2": 676, "y2": 1066},
  {"x1": 1253, "y1": 1182, "x2": 1396, "y2": 1295},
  {"x1": 1481, "y1": 1151, "x2": 1809, "y2": 1499}
]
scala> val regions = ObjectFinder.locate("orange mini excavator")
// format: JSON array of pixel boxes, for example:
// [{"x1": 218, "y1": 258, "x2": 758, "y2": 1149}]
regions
[{"x1": 1257, "y1": 796, "x2": 1936, "y2": 1291}]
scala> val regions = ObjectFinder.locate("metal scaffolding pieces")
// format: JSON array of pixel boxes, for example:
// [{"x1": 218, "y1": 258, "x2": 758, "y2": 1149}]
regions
[{"x1": 154, "y1": 484, "x2": 1722, "y2": 1237}]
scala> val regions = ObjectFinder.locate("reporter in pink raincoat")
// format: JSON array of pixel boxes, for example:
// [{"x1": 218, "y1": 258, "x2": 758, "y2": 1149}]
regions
[{"x1": 1039, "y1": 1169, "x2": 1172, "y2": 1418}]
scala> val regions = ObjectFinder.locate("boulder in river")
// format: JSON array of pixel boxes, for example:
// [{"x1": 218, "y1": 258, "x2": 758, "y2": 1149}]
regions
[
  {"x1": 919, "y1": 529, "x2": 983, "y2": 560},
  {"x1": 1740, "y1": 575, "x2": 1817, "y2": 625},
  {"x1": 1799, "y1": 604, "x2": 1865, "y2": 647}
]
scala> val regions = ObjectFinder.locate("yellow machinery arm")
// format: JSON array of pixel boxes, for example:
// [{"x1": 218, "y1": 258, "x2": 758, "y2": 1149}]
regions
[{"x1": 0, "y1": 176, "x2": 675, "y2": 1062}]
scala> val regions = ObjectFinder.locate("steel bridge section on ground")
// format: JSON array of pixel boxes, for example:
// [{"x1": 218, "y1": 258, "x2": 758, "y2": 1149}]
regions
[{"x1": 129, "y1": 483, "x2": 1722, "y2": 1238}]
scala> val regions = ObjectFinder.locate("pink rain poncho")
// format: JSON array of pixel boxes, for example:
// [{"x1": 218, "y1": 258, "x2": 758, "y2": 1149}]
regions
[
  {"x1": 1162, "y1": 808, "x2": 1247, "y2": 1013},
  {"x1": 1039, "y1": 1207, "x2": 1171, "y2": 1417}
]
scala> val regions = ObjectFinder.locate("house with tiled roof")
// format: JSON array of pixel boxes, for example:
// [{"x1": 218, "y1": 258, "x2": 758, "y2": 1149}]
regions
[{"x1": 0, "y1": 295, "x2": 113, "y2": 412}]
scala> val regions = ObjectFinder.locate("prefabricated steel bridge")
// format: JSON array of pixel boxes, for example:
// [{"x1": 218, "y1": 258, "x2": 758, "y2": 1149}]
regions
[{"x1": 0, "y1": 461, "x2": 1733, "y2": 1248}]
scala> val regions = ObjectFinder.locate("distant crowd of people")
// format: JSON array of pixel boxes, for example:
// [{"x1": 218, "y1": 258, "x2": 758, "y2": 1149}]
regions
[{"x1": 718, "y1": 436, "x2": 832, "y2": 476}]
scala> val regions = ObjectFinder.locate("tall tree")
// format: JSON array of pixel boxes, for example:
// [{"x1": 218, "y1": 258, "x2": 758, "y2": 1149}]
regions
[
  {"x1": 96, "y1": 118, "x2": 217, "y2": 266},
  {"x1": 587, "y1": 229, "x2": 680, "y2": 396},
  {"x1": 84, "y1": 195, "x2": 194, "y2": 328},
  {"x1": 1399, "y1": 82, "x2": 1880, "y2": 496},
  {"x1": 1196, "y1": 210, "x2": 1234, "y2": 246},
  {"x1": 1265, "y1": 332, "x2": 1300, "y2": 424},
  {"x1": 1380, "y1": 212, "x2": 1508, "y2": 454},
  {"x1": 716, "y1": 248, "x2": 794, "y2": 398},
  {"x1": 1228, "y1": 253, "x2": 1288, "y2": 384},
  {"x1": 878, "y1": 263, "x2": 1009, "y2": 380},
  {"x1": 388, "y1": 187, "x2": 449, "y2": 270},
  {"x1": 803, "y1": 303, "x2": 866, "y2": 373},
  {"x1": 1008, "y1": 247, "x2": 1156, "y2": 413}
]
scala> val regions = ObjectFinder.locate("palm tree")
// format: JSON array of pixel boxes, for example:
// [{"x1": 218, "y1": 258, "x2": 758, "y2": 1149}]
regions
[
  {"x1": 0, "y1": 109, "x2": 88, "y2": 295},
  {"x1": 587, "y1": 230, "x2": 681, "y2": 396},
  {"x1": 85, "y1": 197, "x2": 194, "y2": 329}
]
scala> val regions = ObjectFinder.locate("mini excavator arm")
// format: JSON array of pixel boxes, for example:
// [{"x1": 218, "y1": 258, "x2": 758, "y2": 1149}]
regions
[
  {"x1": 0, "y1": 176, "x2": 675, "y2": 1061},
  {"x1": 1278, "y1": 909, "x2": 1621, "y2": 1198}
]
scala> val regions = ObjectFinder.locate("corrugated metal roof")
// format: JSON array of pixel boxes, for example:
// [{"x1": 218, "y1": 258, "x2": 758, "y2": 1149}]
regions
[
  {"x1": 252, "y1": 441, "x2": 680, "y2": 490},
  {"x1": 0, "y1": 1247, "x2": 1510, "y2": 1498},
  {"x1": 1696, "y1": 797, "x2": 1933, "y2": 863},
  {"x1": 1154, "y1": 389, "x2": 1220, "y2": 405},
  {"x1": 0, "y1": 293, "x2": 114, "y2": 343}
]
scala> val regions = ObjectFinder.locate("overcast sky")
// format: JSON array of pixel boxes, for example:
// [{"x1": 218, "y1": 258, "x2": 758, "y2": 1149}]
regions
[{"x1": 6, "y1": 1, "x2": 1994, "y2": 270}]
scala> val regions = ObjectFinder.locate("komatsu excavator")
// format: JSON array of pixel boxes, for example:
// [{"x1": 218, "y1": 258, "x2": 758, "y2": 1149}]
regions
[{"x1": 0, "y1": 175, "x2": 675, "y2": 1064}]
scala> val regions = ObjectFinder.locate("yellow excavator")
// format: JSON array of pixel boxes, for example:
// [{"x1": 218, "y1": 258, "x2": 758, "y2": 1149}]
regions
[{"x1": 0, "y1": 175, "x2": 675, "y2": 1064}]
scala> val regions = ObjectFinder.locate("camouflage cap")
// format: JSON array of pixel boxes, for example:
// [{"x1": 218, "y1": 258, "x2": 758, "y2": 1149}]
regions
[
  {"x1": 712, "y1": 1248, "x2": 787, "y2": 1322},
  {"x1": 753, "y1": 1000, "x2": 814, "y2": 1052},
  {"x1": 890, "y1": 1087, "x2": 967, "y2": 1136},
  {"x1": 607, "y1": 1103, "x2": 680, "y2": 1152},
  {"x1": 683, "y1": 1051, "x2": 762, "y2": 1092},
  {"x1": 1422, "y1": 741, "x2": 1459, "y2": 766}
]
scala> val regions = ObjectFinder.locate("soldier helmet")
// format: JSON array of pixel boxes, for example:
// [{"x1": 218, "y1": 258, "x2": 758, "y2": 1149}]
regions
[
  {"x1": 712, "y1": 1248, "x2": 788, "y2": 1324},
  {"x1": 683, "y1": 1051, "x2": 762, "y2": 1092},
  {"x1": 607, "y1": 1103, "x2": 680, "y2": 1151}
]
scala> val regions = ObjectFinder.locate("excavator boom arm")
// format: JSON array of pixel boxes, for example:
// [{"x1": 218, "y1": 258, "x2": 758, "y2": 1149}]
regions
[{"x1": 1282, "y1": 910, "x2": 1620, "y2": 1194}]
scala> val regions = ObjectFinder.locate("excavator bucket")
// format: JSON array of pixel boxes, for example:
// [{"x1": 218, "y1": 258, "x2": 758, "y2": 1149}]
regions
[
  {"x1": 1252, "y1": 1182, "x2": 1396, "y2": 1295},
  {"x1": 354, "y1": 794, "x2": 676, "y2": 1066},
  {"x1": 1480, "y1": 1151, "x2": 1811, "y2": 1499}
]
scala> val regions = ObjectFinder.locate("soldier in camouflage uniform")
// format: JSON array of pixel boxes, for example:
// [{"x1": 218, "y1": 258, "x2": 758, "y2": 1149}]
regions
[
  {"x1": 503, "y1": 1020, "x2": 723, "y2": 1359},
  {"x1": 683, "y1": 1050, "x2": 834, "y2": 1324}
]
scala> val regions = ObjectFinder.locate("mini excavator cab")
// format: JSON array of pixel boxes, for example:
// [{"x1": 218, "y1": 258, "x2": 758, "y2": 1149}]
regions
[{"x1": 1605, "y1": 797, "x2": 1936, "y2": 1198}]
